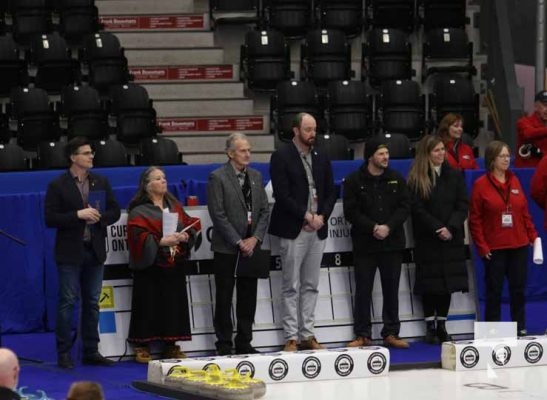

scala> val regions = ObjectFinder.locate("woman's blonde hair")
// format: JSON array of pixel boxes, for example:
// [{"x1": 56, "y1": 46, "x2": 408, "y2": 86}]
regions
[{"x1": 407, "y1": 135, "x2": 444, "y2": 199}]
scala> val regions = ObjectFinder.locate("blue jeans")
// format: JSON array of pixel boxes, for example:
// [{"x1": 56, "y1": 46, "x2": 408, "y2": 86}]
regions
[{"x1": 56, "y1": 246, "x2": 104, "y2": 356}]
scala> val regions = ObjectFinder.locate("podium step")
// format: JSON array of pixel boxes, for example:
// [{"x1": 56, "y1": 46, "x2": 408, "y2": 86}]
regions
[{"x1": 147, "y1": 347, "x2": 390, "y2": 385}]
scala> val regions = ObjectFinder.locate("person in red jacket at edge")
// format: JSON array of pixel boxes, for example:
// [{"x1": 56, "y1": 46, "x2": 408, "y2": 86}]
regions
[
  {"x1": 437, "y1": 112, "x2": 478, "y2": 170},
  {"x1": 515, "y1": 90, "x2": 547, "y2": 168},
  {"x1": 530, "y1": 154, "x2": 547, "y2": 231}
]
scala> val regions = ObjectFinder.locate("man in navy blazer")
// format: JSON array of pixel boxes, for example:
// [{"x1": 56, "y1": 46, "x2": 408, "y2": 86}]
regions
[
  {"x1": 269, "y1": 113, "x2": 336, "y2": 351},
  {"x1": 45, "y1": 136, "x2": 120, "y2": 369},
  {"x1": 207, "y1": 133, "x2": 270, "y2": 355}
]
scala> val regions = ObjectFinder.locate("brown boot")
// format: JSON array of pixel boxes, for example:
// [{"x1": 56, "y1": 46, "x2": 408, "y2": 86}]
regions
[
  {"x1": 347, "y1": 336, "x2": 373, "y2": 347},
  {"x1": 162, "y1": 344, "x2": 187, "y2": 359},
  {"x1": 283, "y1": 340, "x2": 298, "y2": 352},
  {"x1": 134, "y1": 346, "x2": 151, "y2": 363},
  {"x1": 383, "y1": 335, "x2": 409, "y2": 349},
  {"x1": 299, "y1": 337, "x2": 325, "y2": 350}
]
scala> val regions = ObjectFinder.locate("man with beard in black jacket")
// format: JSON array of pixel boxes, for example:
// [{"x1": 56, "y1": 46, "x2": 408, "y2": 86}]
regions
[{"x1": 343, "y1": 136, "x2": 411, "y2": 349}]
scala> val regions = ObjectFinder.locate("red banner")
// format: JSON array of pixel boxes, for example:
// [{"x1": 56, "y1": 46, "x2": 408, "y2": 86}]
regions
[
  {"x1": 130, "y1": 65, "x2": 234, "y2": 81},
  {"x1": 100, "y1": 15, "x2": 205, "y2": 30},
  {"x1": 158, "y1": 117, "x2": 264, "y2": 132}
]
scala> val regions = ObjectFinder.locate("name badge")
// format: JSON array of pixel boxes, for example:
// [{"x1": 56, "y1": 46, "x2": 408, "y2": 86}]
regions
[
  {"x1": 311, "y1": 188, "x2": 318, "y2": 213},
  {"x1": 501, "y1": 212, "x2": 513, "y2": 228},
  {"x1": 247, "y1": 211, "x2": 252, "y2": 225}
]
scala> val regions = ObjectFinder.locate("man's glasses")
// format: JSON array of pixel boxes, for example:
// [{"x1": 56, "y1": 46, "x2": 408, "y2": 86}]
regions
[{"x1": 75, "y1": 151, "x2": 95, "y2": 156}]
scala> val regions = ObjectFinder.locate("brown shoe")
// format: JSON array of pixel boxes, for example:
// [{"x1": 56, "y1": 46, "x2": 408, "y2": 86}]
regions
[
  {"x1": 299, "y1": 337, "x2": 325, "y2": 350},
  {"x1": 283, "y1": 339, "x2": 298, "y2": 352},
  {"x1": 347, "y1": 336, "x2": 373, "y2": 347},
  {"x1": 162, "y1": 344, "x2": 187, "y2": 359},
  {"x1": 134, "y1": 346, "x2": 151, "y2": 363},
  {"x1": 383, "y1": 335, "x2": 409, "y2": 349}
]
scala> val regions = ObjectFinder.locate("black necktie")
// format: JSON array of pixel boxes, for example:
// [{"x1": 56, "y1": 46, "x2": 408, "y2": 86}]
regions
[{"x1": 239, "y1": 172, "x2": 252, "y2": 211}]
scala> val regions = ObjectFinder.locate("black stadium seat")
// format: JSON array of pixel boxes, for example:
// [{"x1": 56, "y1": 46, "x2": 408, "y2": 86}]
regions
[
  {"x1": 0, "y1": 143, "x2": 28, "y2": 171},
  {"x1": 138, "y1": 137, "x2": 181, "y2": 166},
  {"x1": 36, "y1": 140, "x2": 69, "y2": 169},
  {"x1": 109, "y1": 83, "x2": 159, "y2": 145},
  {"x1": 60, "y1": 84, "x2": 109, "y2": 141},
  {"x1": 301, "y1": 29, "x2": 352, "y2": 88},
  {"x1": 0, "y1": 34, "x2": 29, "y2": 96},
  {"x1": 240, "y1": 29, "x2": 291, "y2": 91},
  {"x1": 92, "y1": 138, "x2": 129, "y2": 167},
  {"x1": 316, "y1": 0, "x2": 364, "y2": 37}
]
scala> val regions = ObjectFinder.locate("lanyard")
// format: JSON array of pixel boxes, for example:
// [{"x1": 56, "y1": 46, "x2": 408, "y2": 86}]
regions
[{"x1": 487, "y1": 174, "x2": 511, "y2": 207}]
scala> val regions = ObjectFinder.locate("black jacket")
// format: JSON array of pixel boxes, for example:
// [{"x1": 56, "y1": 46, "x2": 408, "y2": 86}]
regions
[
  {"x1": 45, "y1": 170, "x2": 121, "y2": 265},
  {"x1": 411, "y1": 162, "x2": 469, "y2": 294},
  {"x1": 269, "y1": 142, "x2": 336, "y2": 240},
  {"x1": 0, "y1": 387, "x2": 21, "y2": 400},
  {"x1": 343, "y1": 164, "x2": 410, "y2": 254}
]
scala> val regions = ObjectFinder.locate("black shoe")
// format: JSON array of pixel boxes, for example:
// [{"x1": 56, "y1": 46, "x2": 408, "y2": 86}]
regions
[
  {"x1": 57, "y1": 353, "x2": 74, "y2": 369},
  {"x1": 425, "y1": 328, "x2": 439, "y2": 344},
  {"x1": 216, "y1": 345, "x2": 233, "y2": 356},
  {"x1": 235, "y1": 346, "x2": 260, "y2": 355},
  {"x1": 82, "y1": 353, "x2": 115, "y2": 366},
  {"x1": 436, "y1": 321, "x2": 453, "y2": 343}
]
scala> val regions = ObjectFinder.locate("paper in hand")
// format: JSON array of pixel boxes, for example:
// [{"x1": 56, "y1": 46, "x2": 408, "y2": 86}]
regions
[
  {"x1": 533, "y1": 237, "x2": 543, "y2": 265},
  {"x1": 162, "y1": 208, "x2": 179, "y2": 238}
]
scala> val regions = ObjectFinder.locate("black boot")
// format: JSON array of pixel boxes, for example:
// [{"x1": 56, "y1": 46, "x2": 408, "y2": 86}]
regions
[
  {"x1": 425, "y1": 320, "x2": 438, "y2": 344},
  {"x1": 436, "y1": 320, "x2": 453, "y2": 343}
]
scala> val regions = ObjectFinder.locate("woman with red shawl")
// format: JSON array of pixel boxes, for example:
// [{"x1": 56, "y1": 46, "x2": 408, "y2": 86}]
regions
[{"x1": 126, "y1": 166, "x2": 200, "y2": 363}]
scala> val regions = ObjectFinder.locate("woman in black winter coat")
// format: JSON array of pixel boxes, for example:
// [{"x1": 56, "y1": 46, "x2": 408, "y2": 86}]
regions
[{"x1": 407, "y1": 135, "x2": 469, "y2": 344}]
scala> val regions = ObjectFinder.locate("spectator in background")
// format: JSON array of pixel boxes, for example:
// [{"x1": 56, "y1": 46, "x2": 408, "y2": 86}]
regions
[
  {"x1": 45, "y1": 136, "x2": 121, "y2": 369},
  {"x1": 469, "y1": 141, "x2": 537, "y2": 336},
  {"x1": 437, "y1": 113, "x2": 478, "y2": 170},
  {"x1": 207, "y1": 133, "x2": 270, "y2": 356},
  {"x1": 269, "y1": 112, "x2": 336, "y2": 351},
  {"x1": 531, "y1": 154, "x2": 547, "y2": 231},
  {"x1": 126, "y1": 167, "x2": 201, "y2": 363},
  {"x1": 66, "y1": 381, "x2": 104, "y2": 400},
  {"x1": 408, "y1": 135, "x2": 469, "y2": 344},
  {"x1": 0, "y1": 348, "x2": 20, "y2": 400},
  {"x1": 343, "y1": 136, "x2": 411, "y2": 349},
  {"x1": 515, "y1": 90, "x2": 547, "y2": 168}
]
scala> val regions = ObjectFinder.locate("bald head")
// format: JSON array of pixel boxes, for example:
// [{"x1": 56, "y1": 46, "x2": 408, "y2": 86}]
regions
[
  {"x1": 0, "y1": 348, "x2": 20, "y2": 390},
  {"x1": 67, "y1": 381, "x2": 105, "y2": 400}
]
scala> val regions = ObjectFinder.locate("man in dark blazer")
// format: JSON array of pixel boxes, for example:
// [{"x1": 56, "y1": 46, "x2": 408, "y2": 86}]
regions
[
  {"x1": 207, "y1": 133, "x2": 270, "y2": 355},
  {"x1": 269, "y1": 113, "x2": 336, "y2": 351},
  {"x1": 45, "y1": 136, "x2": 120, "y2": 369}
]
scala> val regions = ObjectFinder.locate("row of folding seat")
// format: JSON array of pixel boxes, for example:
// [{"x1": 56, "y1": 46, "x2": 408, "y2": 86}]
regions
[
  {"x1": 0, "y1": 31, "x2": 130, "y2": 96},
  {"x1": 240, "y1": 26, "x2": 475, "y2": 91},
  {"x1": 0, "y1": 0, "x2": 100, "y2": 46},
  {"x1": 0, "y1": 136, "x2": 182, "y2": 172},
  {"x1": 270, "y1": 76, "x2": 479, "y2": 142},
  {"x1": 212, "y1": 0, "x2": 467, "y2": 38},
  {"x1": 0, "y1": 82, "x2": 159, "y2": 153}
]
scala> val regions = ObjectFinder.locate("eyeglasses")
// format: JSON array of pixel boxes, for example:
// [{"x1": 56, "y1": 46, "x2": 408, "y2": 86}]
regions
[{"x1": 75, "y1": 151, "x2": 95, "y2": 156}]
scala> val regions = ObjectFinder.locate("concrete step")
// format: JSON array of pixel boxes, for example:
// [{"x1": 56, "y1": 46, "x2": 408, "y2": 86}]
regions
[
  {"x1": 183, "y1": 151, "x2": 272, "y2": 165},
  {"x1": 116, "y1": 32, "x2": 215, "y2": 49},
  {"x1": 143, "y1": 82, "x2": 245, "y2": 100},
  {"x1": 158, "y1": 115, "x2": 269, "y2": 135},
  {"x1": 100, "y1": 14, "x2": 210, "y2": 31},
  {"x1": 97, "y1": 0, "x2": 194, "y2": 15},
  {"x1": 125, "y1": 48, "x2": 225, "y2": 66},
  {"x1": 170, "y1": 134, "x2": 274, "y2": 154},
  {"x1": 154, "y1": 99, "x2": 254, "y2": 117},
  {"x1": 130, "y1": 64, "x2": 239, "y2": 82}
]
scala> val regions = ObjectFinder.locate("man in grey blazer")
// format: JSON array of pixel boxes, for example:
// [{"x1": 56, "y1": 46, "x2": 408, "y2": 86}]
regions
[{"x1": 207, "y1": 133, "x2": 270, "y2": 355}]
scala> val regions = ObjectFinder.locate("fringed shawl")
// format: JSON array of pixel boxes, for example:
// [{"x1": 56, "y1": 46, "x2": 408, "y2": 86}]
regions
[{"x1": 127, "y1": 199, "x2": 200, "y2": 269}]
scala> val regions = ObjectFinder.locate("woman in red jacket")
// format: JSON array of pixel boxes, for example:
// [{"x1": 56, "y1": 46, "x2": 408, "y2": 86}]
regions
[
  {"x1": 469, "y1": 141, "x2": 537, "y2": 336},
  {"x1": 437, "y1": 113, "x2": 478, "y2": 170}
]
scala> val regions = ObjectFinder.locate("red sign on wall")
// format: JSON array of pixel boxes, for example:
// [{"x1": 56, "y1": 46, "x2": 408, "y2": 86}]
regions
[
  {"x1": 130, "y1": 65, "x2": 234, "y2": 81},
  {"x1": 158, "y1": 117, "x2": 264, "y2": 132},
  {"x1": 100, "y1": 15, "x2": 205, "y2": 30}
]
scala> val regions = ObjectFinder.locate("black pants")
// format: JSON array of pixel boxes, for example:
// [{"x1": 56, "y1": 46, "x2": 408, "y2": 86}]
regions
[
  {"x1": 213, "y1": 252, "x2": 258, "y2": 351},
  {"x1": 484, "y1": 246, "x2": 528, "y2": 332},
  {"x1": 422, "y1": 293, "x2": 451, "y2": 319},
  {"x1": 353, "y1": 251, "x2": 403, "y2": 338}
]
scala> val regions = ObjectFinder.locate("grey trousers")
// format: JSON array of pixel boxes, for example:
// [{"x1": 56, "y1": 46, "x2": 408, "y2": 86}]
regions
[{"x1": 279, "y1": 230, "x2": 326, "y2": 341}]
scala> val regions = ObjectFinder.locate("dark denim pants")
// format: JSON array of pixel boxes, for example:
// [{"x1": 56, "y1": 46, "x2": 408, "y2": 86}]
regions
[{"x1": 56, "y1": 246, "x2": 104, "y2": 356}]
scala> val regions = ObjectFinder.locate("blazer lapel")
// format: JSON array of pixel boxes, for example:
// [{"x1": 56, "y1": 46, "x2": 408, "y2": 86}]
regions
[{"x1": 224, "y1": 163, "x2": 247, "y2": 209}]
